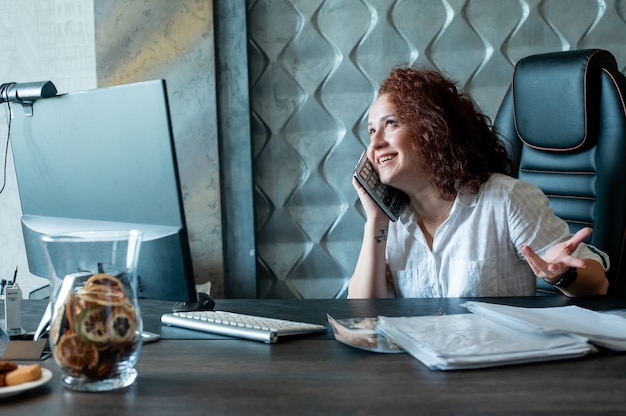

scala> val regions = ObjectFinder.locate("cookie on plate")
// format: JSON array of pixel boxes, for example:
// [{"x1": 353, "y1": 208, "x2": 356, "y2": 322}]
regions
[{"x1": 0, "y1": 360, "x2": 19, "y2": 387}]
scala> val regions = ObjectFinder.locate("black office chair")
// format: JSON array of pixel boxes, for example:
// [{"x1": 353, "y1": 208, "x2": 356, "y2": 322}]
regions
[{"x1": 494, "y1": 49, "x2": 626, "y2": 296}]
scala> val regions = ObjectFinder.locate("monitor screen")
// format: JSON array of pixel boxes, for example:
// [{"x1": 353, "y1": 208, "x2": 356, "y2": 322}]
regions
[{"x1": 9, "y1": 79, "x2": 197, "y2": 303}]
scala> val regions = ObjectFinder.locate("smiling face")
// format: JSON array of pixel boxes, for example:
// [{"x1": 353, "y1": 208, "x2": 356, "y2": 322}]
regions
[{"x1": 366, "y1": 94, "x2": 426, "y2": 193}]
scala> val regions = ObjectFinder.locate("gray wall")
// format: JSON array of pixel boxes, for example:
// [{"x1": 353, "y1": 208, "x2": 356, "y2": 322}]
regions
[{"x1": 1, "y1": 0, "x2": 626, "y2": 299}]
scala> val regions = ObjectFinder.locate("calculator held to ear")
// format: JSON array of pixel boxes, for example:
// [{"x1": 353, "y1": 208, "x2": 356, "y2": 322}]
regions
[{"x1": 353, "y1": 151, "x2": 408, "y2": 222}]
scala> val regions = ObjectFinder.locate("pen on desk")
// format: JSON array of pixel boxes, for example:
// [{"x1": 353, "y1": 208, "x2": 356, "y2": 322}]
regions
[{"x1": 12, "y1": 265, "x2": 18, "y2": 284}]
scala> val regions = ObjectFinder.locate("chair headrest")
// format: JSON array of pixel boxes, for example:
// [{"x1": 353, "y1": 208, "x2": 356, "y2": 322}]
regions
[{"x1": 512, "y1": 49, "x2": 618, "y2": 152}]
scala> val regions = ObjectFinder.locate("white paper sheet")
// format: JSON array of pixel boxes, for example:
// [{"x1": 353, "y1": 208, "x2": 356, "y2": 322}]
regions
[{"x1": 461, "y1": 302, "x2": 626, "y2": 351}]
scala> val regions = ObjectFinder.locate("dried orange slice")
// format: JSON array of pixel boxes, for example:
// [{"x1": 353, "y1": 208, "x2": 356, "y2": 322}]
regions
[
  {"x1": 74, "y1": 286, "x2": 128, "y2": 307},
  {"x1": 75, "y1": 306, "x2": 110, "y2": 345},
  {"x1": 84, "y1": 273, "x2": 125, "y2": 292},
  {"x1": 55, "y1": 332, "x2": 99, "y2": 372},
  {"x1": 106, "y1": 306, "x2": 138, "y2": 344}
]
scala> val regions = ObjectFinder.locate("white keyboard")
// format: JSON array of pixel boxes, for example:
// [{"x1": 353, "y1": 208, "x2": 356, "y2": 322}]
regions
[{"x1": 160, "y1": 310, "x2": 327, "y2": 343}]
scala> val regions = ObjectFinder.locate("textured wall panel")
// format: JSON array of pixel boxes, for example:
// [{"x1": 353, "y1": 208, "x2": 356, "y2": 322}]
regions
[{"x1": 247, "y1": 0, "x2": 626, "y2": 298}]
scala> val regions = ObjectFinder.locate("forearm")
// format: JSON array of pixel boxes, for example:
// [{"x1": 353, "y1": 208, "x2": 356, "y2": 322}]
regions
[
  {"x1": 550, "y1": 259, "x2": 609, "y2": 297},
  {"x1": 348, "y1": 220, "x2": 390, "y2": 298}
]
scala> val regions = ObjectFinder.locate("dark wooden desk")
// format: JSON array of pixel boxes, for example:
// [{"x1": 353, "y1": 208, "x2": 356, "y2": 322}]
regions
[{"x1": 2, "y1": 296, "x2": 625, "y2": 415}]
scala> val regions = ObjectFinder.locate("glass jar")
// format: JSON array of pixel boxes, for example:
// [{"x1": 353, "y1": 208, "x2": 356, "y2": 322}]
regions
[{"x1": 41, "y1": 230, "x2": 143, "y2": 392}]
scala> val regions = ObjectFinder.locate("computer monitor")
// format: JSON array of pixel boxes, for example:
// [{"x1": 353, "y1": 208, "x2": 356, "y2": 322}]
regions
[{"x1": 7, "y1": 79, "x2": 198, "y2": 304}]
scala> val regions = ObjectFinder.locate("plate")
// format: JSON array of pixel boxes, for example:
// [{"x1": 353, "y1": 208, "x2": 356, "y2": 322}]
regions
[{"x1": 0, "y1": 368, "x2": 53, "y2": 399}]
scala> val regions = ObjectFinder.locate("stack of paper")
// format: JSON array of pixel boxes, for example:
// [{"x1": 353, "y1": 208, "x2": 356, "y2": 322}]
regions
[
  {"x1": 377, "y1": 313, "x2": 593, "y2": 370},
  {"x1": 461, "y1": 301, "x2": 626, "y2": 351},
  {"x1": 377, "y1": 302, "x2": 626, "y2": 370}
]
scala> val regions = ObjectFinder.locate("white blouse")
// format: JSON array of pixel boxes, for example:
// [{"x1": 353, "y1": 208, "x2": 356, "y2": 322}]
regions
[{"x1": 386, "y1": 174, "x2": 609, "y2": 297}]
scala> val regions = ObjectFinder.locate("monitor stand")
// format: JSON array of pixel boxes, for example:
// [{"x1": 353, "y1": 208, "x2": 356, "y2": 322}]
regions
[{"x1": 171, "y1": 292, "x2": 215, "y2": 312}]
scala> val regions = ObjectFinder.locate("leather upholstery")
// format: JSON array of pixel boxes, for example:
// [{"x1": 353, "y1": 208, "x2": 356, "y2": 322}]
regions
[{"x1": 495, "y1": 49, "x2": 626, "y2": 296}]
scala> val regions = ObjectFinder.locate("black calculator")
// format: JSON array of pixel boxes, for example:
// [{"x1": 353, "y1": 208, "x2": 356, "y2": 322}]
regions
[{"x1": 353, "y1": 151, "x2": 408, "y2": 222}]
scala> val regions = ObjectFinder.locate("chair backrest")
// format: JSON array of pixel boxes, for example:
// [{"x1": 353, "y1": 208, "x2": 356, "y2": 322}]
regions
[{"x1": 495, "y1": 49, "x2": 626, "y2": 296}]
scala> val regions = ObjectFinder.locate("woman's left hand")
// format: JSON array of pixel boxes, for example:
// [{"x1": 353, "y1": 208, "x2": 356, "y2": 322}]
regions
[{"x1": 520, "y1": 227, "x2": 592, "y2": 281}]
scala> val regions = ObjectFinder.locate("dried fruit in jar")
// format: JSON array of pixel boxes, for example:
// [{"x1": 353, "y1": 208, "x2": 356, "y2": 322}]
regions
[
  {"x1": 76, "y1": 306, "x2": 111, "y2": 346},
  {"x1": 106, "y1": 305, "x2": 138, "y2": 344},
  {"x1": 55, "y1": 332, "x2": 99, "y2": 374}
]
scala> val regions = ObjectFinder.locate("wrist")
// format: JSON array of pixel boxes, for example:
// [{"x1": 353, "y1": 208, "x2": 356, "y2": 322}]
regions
[
  {"x1": 364, "y1": 220, "x2": 389, "y2": 244},
  {"x1": 365, "y1": 218, "x2": 389, "y2": 229},
  {"x1": 545, "y1": 267, "x2": 578, "y2": 288}
]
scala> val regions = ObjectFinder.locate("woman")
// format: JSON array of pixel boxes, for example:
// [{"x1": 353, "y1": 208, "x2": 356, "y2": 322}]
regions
[{"x1": 348, "y1": 66, "x2": 609, "y2": 298}]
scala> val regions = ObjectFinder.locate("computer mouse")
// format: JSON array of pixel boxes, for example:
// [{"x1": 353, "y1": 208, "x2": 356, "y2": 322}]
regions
[{"x1": 171, "y1": 292, "x2": 215, "y2": 312}]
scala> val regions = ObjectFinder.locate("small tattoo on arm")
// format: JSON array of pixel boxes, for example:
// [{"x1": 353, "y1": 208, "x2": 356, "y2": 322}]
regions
[{"x1": 375, "y1": 229, "x2": 387, "y2": 243}]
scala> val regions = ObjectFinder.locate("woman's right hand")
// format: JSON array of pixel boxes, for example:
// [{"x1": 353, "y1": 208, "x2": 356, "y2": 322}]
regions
[{"x1": 352, "y1": 177, "x2": 390, "y2": 222}]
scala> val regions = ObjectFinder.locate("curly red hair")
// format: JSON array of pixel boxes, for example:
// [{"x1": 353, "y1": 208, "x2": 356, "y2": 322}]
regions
[{"x1": 377, "y1": 66, "x2": 512, "y2": 199}]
